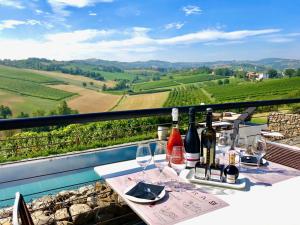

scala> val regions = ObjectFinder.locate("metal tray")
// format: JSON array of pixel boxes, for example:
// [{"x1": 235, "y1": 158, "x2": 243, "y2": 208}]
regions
[{"x1": 185, "y1": 169, "x2": 247, "y2": 190}]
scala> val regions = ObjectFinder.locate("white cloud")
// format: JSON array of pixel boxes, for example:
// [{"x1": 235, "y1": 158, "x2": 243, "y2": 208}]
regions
[
  {"x1": 182, "y1": 5, "x2": 202, "y2": 16},
  {"x1": 45, "y1": 29, "x2": 115, "y2": 43},
  {"x1": 0, "y1": 20, "x2": 41, "y2": 31},
  {"x1": 158, "y1": 29, "x2": 280, "y2": 45},
  {"x1": 35, "y1": 9, "x2": 44, "y2": 14},
  {"x1": 47, "y1": 0, "x2": 113, "y2": 17},
  {"x1": 165, "y1": 22, "x2": 185, "y2": 30},
  {"x1": 268, "y1": 37, "x2": 294, "y2": 43},
  {"x1": 89, "y1": 12, "x2": 97, "y2": 16},
  {"x1": 0, "y1": 20, "x2": 25, "y2": 31},
  {"x1": 204, "y1": 40, "x2": 245, "y2": 46},
  {"x1": 0, "y1": 28, "x2": 280, "y2": 61},
  {"x1": 0, "y1": 0, "x2": 24, "y2": 9}
]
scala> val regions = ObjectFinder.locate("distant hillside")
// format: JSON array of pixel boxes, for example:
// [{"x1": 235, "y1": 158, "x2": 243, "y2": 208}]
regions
[{"x1": 1, "y1": 58, "x2": 300, "y2": 73}]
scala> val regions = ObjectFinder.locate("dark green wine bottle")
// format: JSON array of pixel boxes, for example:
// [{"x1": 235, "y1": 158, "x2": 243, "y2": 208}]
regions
[{"x1": 201, "y1": 108, "x2": 216, "y2": 167}]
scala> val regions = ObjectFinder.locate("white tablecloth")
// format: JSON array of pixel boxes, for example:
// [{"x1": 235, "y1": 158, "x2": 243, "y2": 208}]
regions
[{"x1": 94, "y1": 160, "x2": 300, "y2": 225}]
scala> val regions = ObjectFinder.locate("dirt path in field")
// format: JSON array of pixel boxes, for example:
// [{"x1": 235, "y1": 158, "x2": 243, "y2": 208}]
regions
[
  {"x1": 50, "y1": 84, "x2": 121, "y2": 113},
  {"x1": 113, "y1": 92, "x2": 169, "y2": 111}
]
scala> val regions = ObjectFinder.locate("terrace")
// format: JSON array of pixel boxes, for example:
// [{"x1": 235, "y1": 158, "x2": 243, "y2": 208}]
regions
[{"x1": 1, "y1": 98, "x2": 300, "y2": 225}]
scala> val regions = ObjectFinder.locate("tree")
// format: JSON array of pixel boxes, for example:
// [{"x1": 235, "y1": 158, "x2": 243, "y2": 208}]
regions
[
  {"x1": 224, "y1": 78, "x2": 230, "y2": 84},
  {"x1": 284, "y1": 69, "x2": 296, "y2": 77},
  {"x1": 102, "y1": 84, "x2": 107, "y2": 91},
  {"x1": 32, "y1": 109, "x2": 46, "y2": 117},
  {"x1": 89, "y1": 81, "x2": 94, "y2": 86},
  {"x1": 234, "y1": 70, "x2": 247, "y2": 79},
  {"x1": 57, "y1": 101, "x2": 77, "y2": 115},
  {"x1": 267, "y1": 69, "x2": 278, "y2": 78},
  {"x1": 17, "y1": 112, "x2": 29, "y2": 118},
  {"x1": 217, "y1": 80, "x2": 223, "y2": 85},
  {"x1": 297, "y1": 68, "x2": 300, "y2": 76},
  {"x1": 0, "y1": 105, "x2": 12, "y2": 119},
  {"x1": 214, "y1": 68, "x2": 234, "y2": 76},
  {"x1": 82, "y1": 82, "x2": 87, "y2": 87}
]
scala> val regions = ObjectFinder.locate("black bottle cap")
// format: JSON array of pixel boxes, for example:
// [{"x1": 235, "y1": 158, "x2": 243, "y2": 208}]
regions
[{"x1": 206, "y1": 108, "x2": 213, "y2": 113}]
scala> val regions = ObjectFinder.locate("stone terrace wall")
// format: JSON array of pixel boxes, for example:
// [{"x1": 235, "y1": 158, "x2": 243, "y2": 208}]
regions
[
  {"x1": 268, "y1": 112, "x2": 300, "y2": 138},
  {"x1": 0, "y1": 182, "x2": 137, "y2": 225}
]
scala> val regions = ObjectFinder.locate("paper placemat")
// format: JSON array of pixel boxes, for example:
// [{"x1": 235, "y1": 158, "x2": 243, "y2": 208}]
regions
[
  {"x1": 241, "y1": 161, "x2": 300, "y2": 185},
  {"x1": 107, "y1": 168, "x2": 229, "y2": 225}
]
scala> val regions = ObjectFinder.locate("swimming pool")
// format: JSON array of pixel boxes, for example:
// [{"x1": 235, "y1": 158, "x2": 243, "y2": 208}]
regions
[{"x1": 0, "y1": 141, "x2": 156, "y2": 208}]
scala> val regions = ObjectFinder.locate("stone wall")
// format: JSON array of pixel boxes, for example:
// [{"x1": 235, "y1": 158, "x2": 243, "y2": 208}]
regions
[
  {"x1": 268, "y1": 112, "x2": 300, "y2": 138},
  {"x1": 0, "y1": 182, "x2": 137, "y2": 225}
]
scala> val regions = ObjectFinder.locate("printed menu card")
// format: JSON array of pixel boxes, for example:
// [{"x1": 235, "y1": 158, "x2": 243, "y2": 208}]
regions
[{"x1": 107, "y1": 168, "x2": 229, "y2": 225}]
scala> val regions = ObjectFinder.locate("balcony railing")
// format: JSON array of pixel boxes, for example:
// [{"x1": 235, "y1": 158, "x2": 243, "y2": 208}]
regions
[{"x1": 1, "y1": 98, "x2": 300, "y2": 225}]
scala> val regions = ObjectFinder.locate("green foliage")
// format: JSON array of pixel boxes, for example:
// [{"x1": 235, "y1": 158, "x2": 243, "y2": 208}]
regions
[
  {"x1": 234, "y1": 70, "x2": 247, "y2": 79},
  {"x1": 205, "y1": 77, "x2": 300, "y2": 102},
  {"x1": 0, "y1": 76, "x2": 75, "y2": 100},
  {"x1": 224, "y1": 78, "x2": 230, "y2": 84},
  {"x1": 217, "y1": 80, "x2": 223, "y2": 85},
  {"x1": 0, "y1": 117, "x2": 169, "y2": 163},
  {"x1": 133, "y1": 74, "x2": 223, "y2": 91},
  {"x1": 267, "y1": 69, "x2": 278, "y2": 78},
  {"x1": 82, "y1": 82, "x2": 87, "y2": 87},
  {"x1": 284, "y1": 69, "x2": 296, "y2": 77},
  {"x1": 0, "y1": 105, "x2": 12, "y2": 119},
  {"x1": 214, "y1": 68, "x2": 234, "y2": 76},
  {"x1": 0, "y1": 65, "x2": 62, "y2": 84},
  {"x1": 17, "y1": 112, "x2": 29, "y2": 118},
  {"x1": 164, "y1": 85, "x2": 211, "y2": 107}
]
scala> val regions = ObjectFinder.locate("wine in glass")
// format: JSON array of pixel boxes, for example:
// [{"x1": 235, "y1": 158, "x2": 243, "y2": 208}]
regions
[
  {"x1": 153, "y1": 141, "x2": 168, "y2": 183},
  {"x1": 136, "y1": 143, "x2": 152, "y2": 181}
]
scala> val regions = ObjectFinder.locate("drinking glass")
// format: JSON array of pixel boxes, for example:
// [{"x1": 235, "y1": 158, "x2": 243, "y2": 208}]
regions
[
  {"x1": 170, "y1": 146, "x2": 186, "y2": 176},
  {"x1": 235, "y1": 136, "x2": 249, "y2": 172},
  {"x1": 170, "y1": 146, "x2": 187, "y2": 192},
  {"x1": 217, "y1": 131, "x2": 230, "y2": 157},
  {"x1": 153, "y1": 141, "x2": 168, "y2": 182},
  {"x1": 136, "y1": 143, "x2": 152, "y2": 181},
  {"x1": 251, "y1": 135, "x2": 267, "y2": 168}
]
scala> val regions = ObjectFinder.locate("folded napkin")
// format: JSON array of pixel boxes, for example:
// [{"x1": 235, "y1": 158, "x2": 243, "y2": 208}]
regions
[{"x1": 125, "y1": 182, "x2": 164, "y2": 200}]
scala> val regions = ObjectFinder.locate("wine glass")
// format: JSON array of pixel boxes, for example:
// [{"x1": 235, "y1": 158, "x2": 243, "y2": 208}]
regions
[
  {"x1": 235, "y1": 136, "x2": 249, "y2": 172},
  {"x1": 251, "y1": 135, "x2": 267, "y2": 169},
  {"x1": 136, "y1": 143, "x2": 152, "y2": 181},
  {"x1": 153, "y1": 141, "x2": 168, "y2": 183},
  {"x1": 217, "y1": 131, "x2": 230, "y2": 157},
  {"x1": 170, "y1": 146, "x2": 187, "y2": 191}
]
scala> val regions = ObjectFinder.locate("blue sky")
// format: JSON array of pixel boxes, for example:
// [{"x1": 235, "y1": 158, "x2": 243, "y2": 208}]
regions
[{"x1": 0, "y1": 0, "x2": 299, "y2": 62}]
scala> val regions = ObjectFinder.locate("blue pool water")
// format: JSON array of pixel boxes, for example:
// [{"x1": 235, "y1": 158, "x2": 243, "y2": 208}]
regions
[{"x1": 0, "y1": 142, "x2": 156, "y2": 208}]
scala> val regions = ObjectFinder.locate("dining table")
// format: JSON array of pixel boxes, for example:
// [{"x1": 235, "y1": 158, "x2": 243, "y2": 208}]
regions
[{"x1": 94, "y1": 157, "x2": 300, "y2": 225}]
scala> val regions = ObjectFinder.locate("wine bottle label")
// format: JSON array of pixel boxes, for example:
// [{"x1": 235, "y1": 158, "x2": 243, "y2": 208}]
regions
[
  {"x1": 210, "y1": 169, "x2": 221, "y2": 182},
  {"x1": 226, "y1": 174, "x2": 236, "y2": 184},
  {"x1": 195, "y1": 167, "x2": 206, "y2": 179},
  {"x1": 186, "y1": 153, "x2": 200, "y2": 167},
  {"x1": 203, "y1": 147, "x2": 207, "y2": 164}
]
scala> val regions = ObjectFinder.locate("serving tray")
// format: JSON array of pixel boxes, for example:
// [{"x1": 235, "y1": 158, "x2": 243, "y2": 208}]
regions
[{"x1": 185, "y1": 169, "x2": 247, "y2": 190}]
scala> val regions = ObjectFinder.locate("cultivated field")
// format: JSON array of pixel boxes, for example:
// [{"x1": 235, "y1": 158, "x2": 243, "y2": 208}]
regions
[
  {"x1": 133, "y1": 74, "x2": 223, "y2": 91},
  {"x1": 0, "y1": 65, "x2": 61, "y2": 84},
  {"x1": 0, "y1": 89, "x2": 59, "y2": 116},
  {"x1": 50, "y1": 84, "x2": 121, "y2": 113},
  {"x1": 28, "y1": 69, "x2": 115, "y2": 88},
  {"x1": 164, "y1": 77, "x2": 300, "y2": 107},
  {"x1": 113, "y1": 92, "x2": 169, "y2": 111}
]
